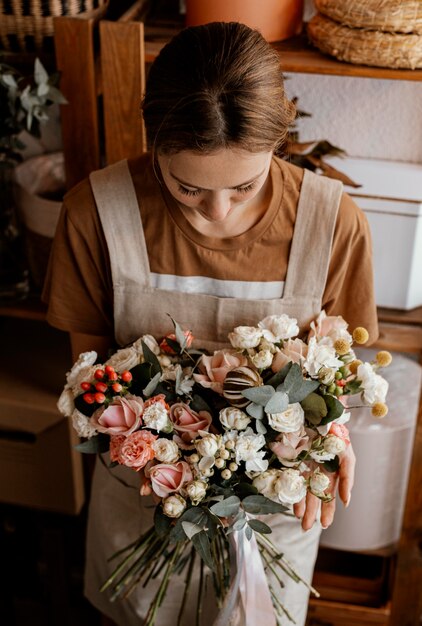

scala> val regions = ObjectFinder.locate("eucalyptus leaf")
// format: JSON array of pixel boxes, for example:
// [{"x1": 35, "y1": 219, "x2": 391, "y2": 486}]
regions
[
  {"x1": 246, "y1": 403, "x2": 264, "y2": 420},
  {"x1": 266, "y1": 362, "x2": 292, "y2": 388},
  {"x1": 210, "y1": 496, "x2": 240, "y2": 517},
  {"x1": 289, "y1": 379, "x2": 321, "y2": 403},
  {"x1": 264, "y1": 391, "x2": 289, "y2": 415},
  {"x1": 320, "y1": 395, "x2": 345, "y2": 425},
  {"x1": 167, "y1": 315, "x2": 188, "y2": 350},
  {"x1": 191, "y1": 394, "x2": 212, "y2": 413},
  {"x1": 242, "y1": 495, "x2": 287, "y2": 515},
  {"x1": 242, "y1": 385, "x2": 274, "y2": 406},
  {"x1": 182, "y1": 521, "x2": 202, "y2": 540},
  {"x1": 192, "y1": 531, "x2": 215, "y2": 571},
  {"x1": 301, "y1": 392, "x2": 327, "y2": 425},
  {"x1": 75, "y1": 433, "x2": 109, "y2": 454},
  {"x1": 235, "y1": 483, "x2": 258, "y2": 498},
  {"x1": 255, "y1": 419, "x2": 267, "y2": 434},
  {"x1": 154, "y1": 507, "x2": 173, "y2": 538},
  {"x1": 247, "y1": 519, "x2": 272, "y2": 534},
  {"x1": 276, "y1": 363, "x2": 304, "y2": 402},
  {"x1": 141, "y1": 341, "x2": 162, "y2": 375},
  {"x1": 245, "y1": 525, "x2": 253, "y2": 541},
  {"x1": 143, "y1": 371, "x2": 161, "y2": 397},
  {"x1": 233, "y1": 516, "x2": 247, "y2": 531}
]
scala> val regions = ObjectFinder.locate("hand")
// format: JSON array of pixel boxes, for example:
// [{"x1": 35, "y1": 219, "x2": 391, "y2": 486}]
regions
[{"x1": 293, "y1": 443, "x2": 356, "y2": 531}]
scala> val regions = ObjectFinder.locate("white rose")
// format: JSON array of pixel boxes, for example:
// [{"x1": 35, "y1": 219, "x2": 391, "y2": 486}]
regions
[
  {"x1": 235, "y1": 428, "x2": 268, "y2": 472},
  {"x1": 57, "y1": 388, "x2": 75, "y2": 416},
  {"x1": 186, "y1": 480, "x2": 207, "y2": 504},
  {"x1": 196, "y1": 434, "x2": 219, "y2": 457},
  {"x1": 72, "y1": 409, "x2": 98, "y2": 439},
  {"x1": 304, "y1": 337, "x2": 343, "y2": 378},
  {"x1": 318, "y1": 366, "x2": 336, "y2": 386},
  {"x1": 158, "y1": 355, "x2": 172, "y2": 368},
  {"x1": 143, "y1": 404, "x2": 173, "y2": 433},
  {"x1": 274, "y1": 468, "x2": 307, "y2": 505},
  {"x1": 323, "y1": 434, "x2": 346, "y2": 456},
  {"x1": 251, "y1": 349, "x2": 273, "y2": 370},
  {"x1": 162, "y1": 494, "x2": 186, "y2": 518},
  {"x1": 258, "y1": 314, "x2": 299, "y2": 343},
  {"x1": 66, "y1": 351, "x2": 97, "y2": 387},
  {"x1": 105, "y1": 346, "x2": 139, "y2": 372},
  {"x1": 252, "y1": 469, "x2": 281, "y2": 500},
  {"x1": 228, "y1": 326, "x2": 262, "y2": 349},
  {"x1": 357, "y1": 362, "x2": 389, "y2": 405},
  {"x1": 152, "y1": 438, "x2": 179, "y2": 463},
  {"x1": 268, "y1": 403, "x2": 305, "y2": 433},
  {"x1": 309, "y1": 469, "x2": 331, "y2": 496},
  {"x1": 132, "y1": 334, "x2": 161, "y2": 356},
  {"x1": 219, "y1": 407, "x2": 251, "y2": 431}
]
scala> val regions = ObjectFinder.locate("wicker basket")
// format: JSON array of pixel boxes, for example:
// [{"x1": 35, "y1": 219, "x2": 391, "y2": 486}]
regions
[
  {"x1": 308, "y1": 13, "x2": 422, "y2": 69},
  {"x1": 0, "y1": 0, "x2": 108, "y2": 52},
  {"x1": 315, "y1": 0, "x2": 422, "y2": 35}
]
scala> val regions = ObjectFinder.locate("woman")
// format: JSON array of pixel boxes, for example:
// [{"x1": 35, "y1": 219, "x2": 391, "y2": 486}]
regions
[{"x1": 44, "y1": 21, "x2": 378, "y2": 626}]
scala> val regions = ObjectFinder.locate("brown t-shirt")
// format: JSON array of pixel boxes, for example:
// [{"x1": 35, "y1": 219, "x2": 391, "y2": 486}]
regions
[{"x1": 43, "y1": 153, "x2": 379, "y2": 343}]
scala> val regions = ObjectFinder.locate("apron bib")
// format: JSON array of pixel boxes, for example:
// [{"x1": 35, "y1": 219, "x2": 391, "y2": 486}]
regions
[{"x1": 84, "y1": 160, "x2": 343, "y2": 625}]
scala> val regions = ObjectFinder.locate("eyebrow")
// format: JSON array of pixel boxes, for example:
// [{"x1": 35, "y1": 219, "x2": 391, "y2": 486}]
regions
[{"x1": 169, "y1": 167, "x2": 267, "y2": 191}]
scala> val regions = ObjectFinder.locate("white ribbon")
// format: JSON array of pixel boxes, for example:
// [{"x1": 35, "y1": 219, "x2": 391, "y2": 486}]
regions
[{"x1": 214, "y1": 529, "x2": 277, "y2": 626}]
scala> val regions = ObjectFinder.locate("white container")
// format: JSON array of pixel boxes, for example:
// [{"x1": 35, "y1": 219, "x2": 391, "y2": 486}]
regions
[
  {"x1": 319, "y1": 349, "x2": 421, "y2": 552},
  {"x1": 325, "y1": 156, "x2": 422, "y2": 310}
]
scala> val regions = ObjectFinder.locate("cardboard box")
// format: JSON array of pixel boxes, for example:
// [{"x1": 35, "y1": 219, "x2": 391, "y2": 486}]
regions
[
  {"x1": 0, "y1": 318, "x2": 85, "y2": 515},
  {"x1": 325, "y1": 156, "x2": 422, "y2": 310}
]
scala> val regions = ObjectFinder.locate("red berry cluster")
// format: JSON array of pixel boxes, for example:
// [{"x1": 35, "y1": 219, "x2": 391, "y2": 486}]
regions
[{"x1": 80, "y1": 365, "x2": 133, "y2": 405}]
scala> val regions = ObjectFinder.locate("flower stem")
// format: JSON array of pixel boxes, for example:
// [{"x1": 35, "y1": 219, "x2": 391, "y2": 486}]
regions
[{"x1": 177, "y1": 547, "x2": 196, "y2": 626}]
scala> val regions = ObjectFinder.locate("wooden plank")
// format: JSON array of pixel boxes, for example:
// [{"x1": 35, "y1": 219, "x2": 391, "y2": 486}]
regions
[
  {"x1": 375, "y1": 322, "x2": 422, "y2": 357},
  {"x1": 378, "y1": 306, "x2": 422, "y2": 327},
  {"x1": 307, "y1": 599, "x2": 391, "y2": 625},
  {"x1": 54, "y1": 16, "x2": 101, "y2": 189},
  {"x1": 100, "y1": 20, "x2": 146, "y2": 165}
]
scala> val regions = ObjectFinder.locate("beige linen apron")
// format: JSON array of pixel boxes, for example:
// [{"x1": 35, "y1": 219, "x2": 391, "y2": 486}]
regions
[{"x1": 85, "y1": 160, "x2": 343, "y2": 626}]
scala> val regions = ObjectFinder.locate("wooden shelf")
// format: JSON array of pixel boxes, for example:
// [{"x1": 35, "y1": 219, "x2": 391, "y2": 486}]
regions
[{"x1": 144, "y1": 28, "x2": 422, "y2": 82}]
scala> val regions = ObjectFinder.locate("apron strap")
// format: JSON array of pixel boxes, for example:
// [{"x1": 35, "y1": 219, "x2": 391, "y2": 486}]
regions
[
  {"x1": 283, "y1": 169, "x2": 343, "y2": 300},
  {"x1": 89, "y1": 160, "x2": 151, "y2": 289}
]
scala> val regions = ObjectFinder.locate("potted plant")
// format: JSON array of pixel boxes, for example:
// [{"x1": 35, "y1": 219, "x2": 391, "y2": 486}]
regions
[{"x1": 0, "y1": 56, "x2": 65, "y2": 300}]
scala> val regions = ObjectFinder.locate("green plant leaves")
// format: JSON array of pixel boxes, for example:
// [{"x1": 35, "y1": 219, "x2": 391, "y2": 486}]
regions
[
  {"x1": 242, "y1": 495, "x2": 287, "y2": 515},
  {"x1": 301, "y1": 392, "x2": 328, "y2": 425},
  {"x1": 320, "y1": 395, "x2": 345, "y2": 425},
  {"x1": 242, "y1": 385, "x2": 274, "y2": 406},
  {"x1": 247, "y1": 519, "x2": 272, "y2": 534},
  {"x1": 75, "y1": 433, "x2": 109, "y2": 454},
  {"x1": 209, "y1": 496, "x2": 240, "y2": 517},
  {"x1": 264, "y1": 391, "x2": 289, "y2": 414}
]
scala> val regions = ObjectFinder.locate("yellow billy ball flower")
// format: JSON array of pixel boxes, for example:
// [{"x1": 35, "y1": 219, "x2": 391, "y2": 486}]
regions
[
  {"x1": 349, "y1": 359, "x2": 363, "y2": 375},
  {"x1": 372, "y1": 403, "x2": 389, "y2": 418},
  {"x1": 376, "y1": 351, "x2": 393, "y2": 367},
  {"x1": 334, "y1": 338, "x2": 351, "y2": 356},
  {"x1": 352, "y1": 327, "x2": 369, "y2": 344}
]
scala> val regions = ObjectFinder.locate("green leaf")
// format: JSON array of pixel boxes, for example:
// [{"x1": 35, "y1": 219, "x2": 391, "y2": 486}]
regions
[
  {"x1": 154, "y1": 507, "x2": 173, "y2": 538},
  {"x1": 242, "y1": 385, "x2": 274, "y2": 406},
  {"x1": 301, "y1": 392, "x2": 328, "y2": 425},
  {"x1": 143, "y1": 371, "x2": 161, "y2": 397},
  {"x1": 167, "y1": 315, "x2": 189, "y2": 351},
  {"x1": 248, "y1": 519, "x2": 272, "y2": 534},
  {"x1": 266, "y1": 362, "x2": 292, "y2": 388},
  {"x1": 182, "y1": 521, "x2": 202, "y2": 540},
  {"x1": 192, "y1": 531, "x2": 215, "y2": 571},
  {"x1": 210, "y1": 496, "x2": 240, "y2": 517},
  {"x1": 242, "y1": 495, "x2": 287, "y2": 515},
  {"x1": 276, "y1": 363, "x2": 304, "y2": 402},
  {"x1": 75, "y1": 433, "x2": 109, "y2": 454},
  {"x1": 235, "y1": 482, "x2": 258, "y2": 498},
  {"x1": 246, "y1": 402, "x2": 264, "y2": 420},
  {"x1": 141, "y1": 340, "x2": 162, "y2": 375},
  {"x1": 255, "y1": 419, "x2": 267, "y2": 434},
  {"x1": 245, "y1": 525, "x2": 253, "y2": 541},
  {"x1": 233, "y1": 515, "x2": 247, "y2": 531},
  {"x1": 164, "y1": 336, "x2": 180, "y2": 354},
  {"x1": 320, "y1": 395, "x2": 345, "y2": 425},
  {"x1": 344, "y1": 379, "x2": 362, "y2": 394},
  {"x1": 191, "y1": 394, "x2": 212, "y2": 413},
  {"x1": 323, "y1": 456, "x2": 340, "y2": 473},
  {"x1": 289, "y1": 379, "x2": 321, "y2": 403},
  {"x1": 264, "y1": 391, "x2": 289, "y2": 414}
]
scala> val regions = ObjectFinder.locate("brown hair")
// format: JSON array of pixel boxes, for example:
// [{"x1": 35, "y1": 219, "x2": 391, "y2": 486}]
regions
[{"x1": 142, "y1": 22, "x2": 295, "y2": 155}]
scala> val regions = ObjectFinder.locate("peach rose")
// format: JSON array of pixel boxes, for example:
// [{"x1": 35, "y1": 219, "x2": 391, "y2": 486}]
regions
[
  {"x1": 310, "y1": 311, "x2": 352, "y2": 343},
  {"x1": 149, "y1": 461, "x2": 193, "y2": 498},
  {"x1": 193, "y1": 350, "x2": 249, "y2": 394},
  {"x1": 91, "y1": 395, "x2": 144, "y2": 435},
  {"x1": 269, "y1": 427, "x2": 311, "y2": 462},
  {"x1": 160, "y1": 330, "x2": 194, "y2": 354},
  {"x1": 110, "y1": 434, "x2": 125, "y2": 462},
  {"x1": 169, "y1": 402, "x2": 212, "y2": 442},
  {"x1": 271, "y1": 338, "x2": 308, "y2": 372},
  {"x1": 117, "y1": 430, "x2": 158, "y2": 470},
  {"x1": 329, "y1": 422, "x2": 350, "y2": 445}
]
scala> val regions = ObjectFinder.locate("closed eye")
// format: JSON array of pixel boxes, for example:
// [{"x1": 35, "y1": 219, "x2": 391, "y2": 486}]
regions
[{"x1": 178, "y1": 185, "x2": 202, "y2": 197}]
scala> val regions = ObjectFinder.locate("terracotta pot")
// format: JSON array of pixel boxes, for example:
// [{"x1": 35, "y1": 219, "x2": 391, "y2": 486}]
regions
[{"x1": 185, "y1": 0, "x2": 304, "y2": 42}]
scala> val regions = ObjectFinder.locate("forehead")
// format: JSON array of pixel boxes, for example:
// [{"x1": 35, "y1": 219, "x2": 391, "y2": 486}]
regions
[{"x1": 159, "y1": 148, "x2": 272, "y2": 189}]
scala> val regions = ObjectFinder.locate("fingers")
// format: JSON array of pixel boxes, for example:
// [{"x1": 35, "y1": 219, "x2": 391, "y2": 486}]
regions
[
  {"x1": 301, "y1": 491, "x2": 320, "y2": 531},
  {"x1": 338, "y1": 444, "x2": 356, "y2": 507},
  {"x1": 321, "y1": 495, "x2": 337, "y2": 529},
  {"x1": 293, "y1": 496, "x2": 306, "y2": 521}
]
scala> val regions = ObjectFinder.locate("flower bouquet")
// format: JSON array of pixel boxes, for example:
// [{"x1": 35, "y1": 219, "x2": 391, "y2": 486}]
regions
[{"x1": 58, "y1": 312, "x2": 391, "y2": 625}]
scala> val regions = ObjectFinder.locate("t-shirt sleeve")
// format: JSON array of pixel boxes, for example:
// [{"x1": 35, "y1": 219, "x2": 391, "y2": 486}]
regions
[
  {"x1": 322, "y1": 192, "x2": 379, "y2": 345},
  {"x1": 42, "y1": 182, "x2": 115, "y2": 336}
]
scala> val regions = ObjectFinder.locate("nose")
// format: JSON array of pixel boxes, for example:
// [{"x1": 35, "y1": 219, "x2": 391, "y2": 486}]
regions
[{"x1": 202, "y1": 191, "x2": 232, "y2": 221}]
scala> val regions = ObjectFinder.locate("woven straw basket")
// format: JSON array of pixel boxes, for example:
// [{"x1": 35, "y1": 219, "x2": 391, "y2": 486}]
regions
[
  {"x1": 0, "y1": 0, "x2": 108, "y2": 52},
  {"x1": 315, "y1": 0, "x2": 422, "y2": 35},
  {"x1": 307, "y1": 13, "x2": 422, "y2": 69}
]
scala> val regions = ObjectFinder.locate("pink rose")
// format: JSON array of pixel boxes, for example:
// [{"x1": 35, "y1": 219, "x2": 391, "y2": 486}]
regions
[
  {"x1": 169, "y1": 402, "x2": 212, "y2": 442},
  {"x1": 309, "y1": 312, "x2": 351, "y2": 343},
  {"x1": 91, "y1": 395, "x2": 144, "y2": 435},
  {"x1": 110, "y1": 434, "x2": 125, "y2": 462},
  {"x1": 269, "y1": 427, "x2": 311, "y2": 462},
  {"x1": 329, "y1": 422, "x2": 350, "y2": 445},
  {"x1": 193, "y1": 350, "x2": 249, "y2": 394},
  {"x1": 117, "y1": 430, "x2": 158, "y2": 469},
  {"x1": 144, "y1": 394, "x2": 170, "y2": 411},
  {"x1": 271, "y1": 338, "x2": 308, "y2": 372},
  {"x1": 149, "y1": 461, "x2": 193, "y2": 498}
]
